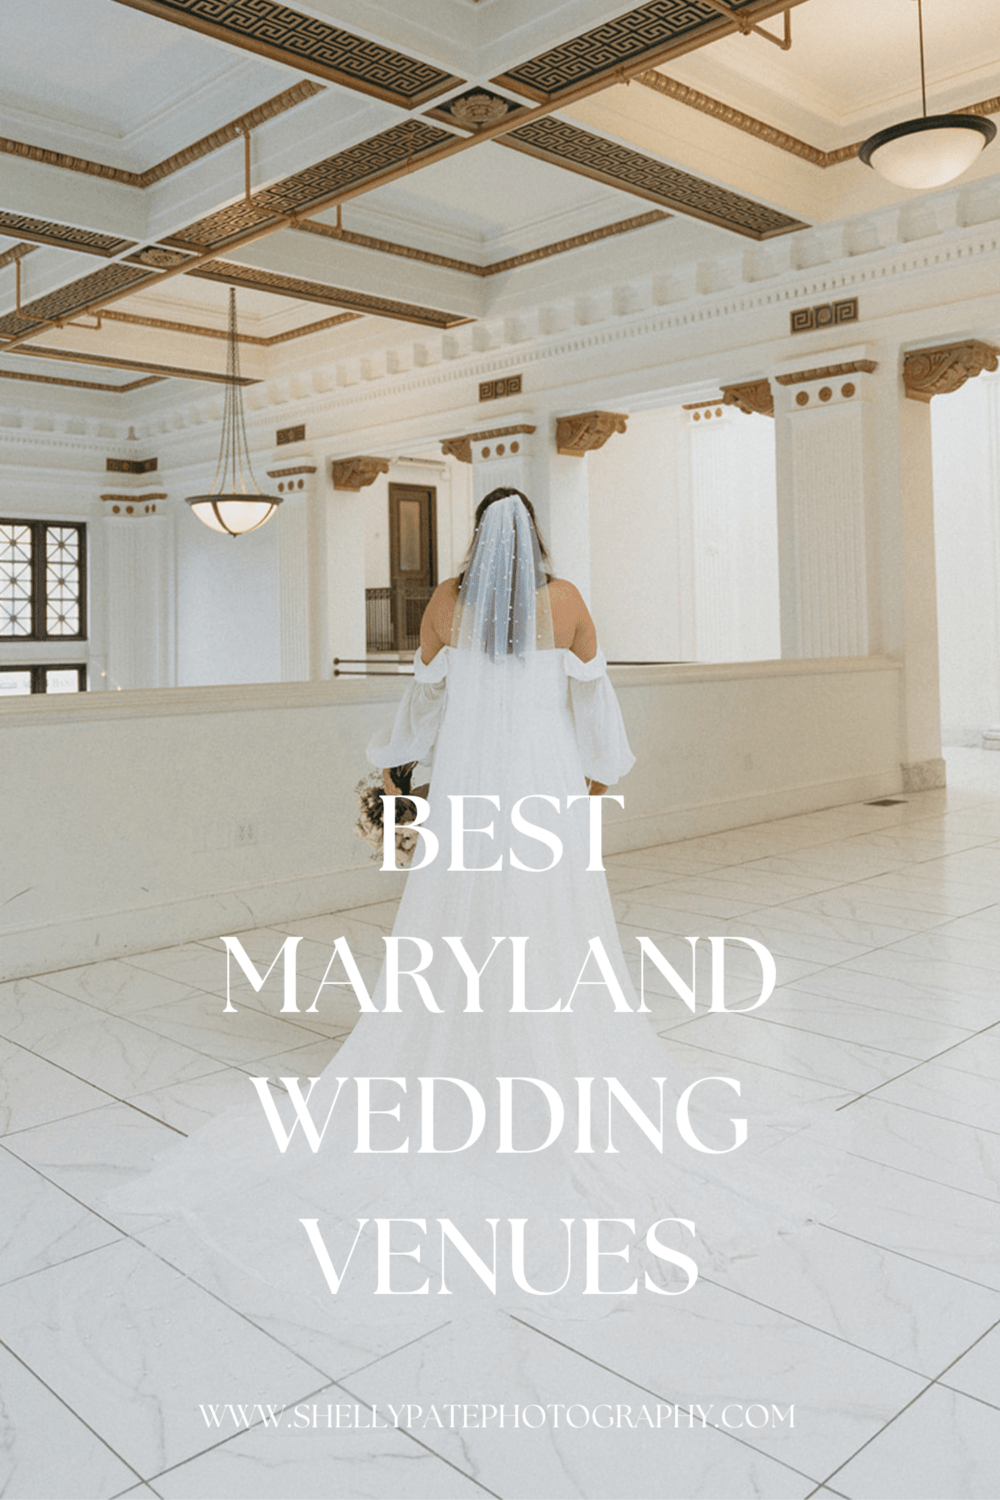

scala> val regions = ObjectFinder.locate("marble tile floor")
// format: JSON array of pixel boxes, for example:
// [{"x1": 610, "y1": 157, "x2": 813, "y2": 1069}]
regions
[{"x1": 2, "y1": 748, "x2": 1000, "y2": 1499}]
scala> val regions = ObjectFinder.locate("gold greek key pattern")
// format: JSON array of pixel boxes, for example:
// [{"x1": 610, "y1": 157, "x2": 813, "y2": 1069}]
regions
[
  {"x1": 495, "y1": 0, "x2": 759, "y2": 99},
  {"x1": 299, "y1": 209, "x2": 669, "y2": 276},
  {"x1": 9, "y1": 343, "x2": 257, "y2": 386},
  {"x1": 171, "y1": 120, "x2": 452, "y2": 251},
  {"x1": 276, "y1": 424, "x2": 305, "y2": 446},
  {"x1": 0, "y1": 264, "x2": 156, "y2": 339},
  {"x1": 112, "y1": 0, "x2": 462, "y2": 105},
  {"x1": 106, "y1": 457, "x2": 158, "y2": 473},
  {"x1": 0, "y1": 213, "x2": 133, "y2": 257},
  {"x1": 187, "y1": 260, "x2": 471, "y2": 329},
  {"x1": 98, "y1": 307, "x2": 361, "y2": 345},
  {"x1": 790, "y1": 298, "x2": 859, "y2": 334},
  {"x1": 637, "y1": 72, "x2": 1000, "y2": 169},
  {"x1": 0, "y1": 83, "x2": 322, "y2": 189},
  {"x1": 0, "y1": 243, "x2": 37, "y2": 271},
  {"x1": 502, "y1": 117, "x2": 806, "y2": 240},
  {"x1": 480, "y1": 375, "x2": 523, "y2": 401},
  {"x1": 0, "y1": 368, "x2": 163, "y2": 393}
]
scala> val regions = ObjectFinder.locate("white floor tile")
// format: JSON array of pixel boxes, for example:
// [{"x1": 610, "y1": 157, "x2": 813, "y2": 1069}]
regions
[
  {"x1": 524, "y1": 1279, "x2": 923, "y2": 1479},
  {"x1": 867, "y1": 1059, "x2": 1000, "y2": 1133},
  {"x1": 837, "y1": 1095, "x2": 1000, "y2": 1199},
  {"x1": 345, "y1": 1317, "x2": 816, "y2": 1499},
  {"x1": 711, "y1": 1222, "x2": 1000, "y2": 1375},
  {"x1": 752, "y1": 987, "x2": 971, "y2": 1059},
  {"x1": 0, "y1": 1238, "x2": 326, "y2": 1478},
  {"x1": 829, "y1": 1382, "x2": 1000, "y2": 1498},
  {"x1": 2, "y1": 1101, "x2": 182, "y2": 1225},
  {"x1": 0, "y1": 1038, "x2": 113, "y2": 1134},
  {"x1": 151, "y1": 1411, "x2": 491, "y2": 1499},
  {"x1": 127, "y1": 991, "x2": 325, "y2": 1066},
  {"x1": 36, "y1": 959, "x2": 204, "y2": 1016},
  {"x1": 0, "y1": 1146, "x2": 121, "y2": 1285},
  {"x1": 941, "y1": 1323, "x2": 1000, "y2": 1408},
  {"x1": 0, "y1": 1343, "x2": 138, "y2": 1498},
  {"x1": 0, "y1": 984, "x2": 218, "y2": 1096},
  {"x1": 764, "y1": 1142, "x2": 1000, "y2": 1290},
  {"x1": 666, "y1": 1013, "x2": 913, "y2": 1092}
]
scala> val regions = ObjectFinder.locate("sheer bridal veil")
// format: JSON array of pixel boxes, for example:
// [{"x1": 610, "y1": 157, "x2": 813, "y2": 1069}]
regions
[{"x1": 451, "y1": 490, "x2": 555, "y2": 659}]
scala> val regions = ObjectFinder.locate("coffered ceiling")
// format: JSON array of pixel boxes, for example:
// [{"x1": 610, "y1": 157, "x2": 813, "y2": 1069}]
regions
[{"x1": 2, "y1": 0, "x2": 999, "y2": 412}]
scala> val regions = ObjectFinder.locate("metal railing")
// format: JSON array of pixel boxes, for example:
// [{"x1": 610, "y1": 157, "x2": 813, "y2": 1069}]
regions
[
  {"x1": 365, "y1": 585, "x2": 435, "y2": 652},
  {"x1": 333, "y1": 657, "x2": 414, "y2": 678}
]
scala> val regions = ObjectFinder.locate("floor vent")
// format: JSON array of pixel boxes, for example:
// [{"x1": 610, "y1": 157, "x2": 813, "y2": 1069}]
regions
[{"x1": 866, "y1": 798, "x2": 907, "y2": 806}]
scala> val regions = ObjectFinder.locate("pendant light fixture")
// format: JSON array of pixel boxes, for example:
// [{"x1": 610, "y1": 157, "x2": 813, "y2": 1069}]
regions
[
  {"x1": 186, "y1": 287, "x2": 281, "y2": 536},
  {"x1": 859, "y1": 0, "x2": 995, "y2": 191}
]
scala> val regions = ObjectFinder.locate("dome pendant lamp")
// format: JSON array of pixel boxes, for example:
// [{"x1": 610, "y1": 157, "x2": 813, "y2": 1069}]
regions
[
  {"x1": 186, "y1": 287, "x2": 282, "y2": 536},
  {"x1": 859, "y1": 0, "x2": 995, "y2": 191}
]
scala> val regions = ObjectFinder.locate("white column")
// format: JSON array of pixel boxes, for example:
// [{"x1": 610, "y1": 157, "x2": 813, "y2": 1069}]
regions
[
  {"x1": 533, "y1": 420, "x2": 592, "y2": 599},
  {"x1": 468, "y1": 429, "x2": 537, "y2": 506},
  {"x1": 324, "y1": 486, "x2": 367, "y2": 672},
  {"x1": 772, "y1": 347, "x2": 944, "y2": 787},
  {"x1": 102, "y1": 512, "x2": 171, "y2": 690},
  {"x1": 275, "y1": 489, "x2": 310, "y2": 682},
  {"x1": 773, "y1": 360, "x2": 880, "y2": 659},
  {"x1": 870, "y1": 356, "x2": 944, "y2": 786}
]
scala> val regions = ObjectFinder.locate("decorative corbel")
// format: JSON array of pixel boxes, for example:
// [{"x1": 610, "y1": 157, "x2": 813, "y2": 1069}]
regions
[
  {"x1": 555, "y1": 410, "x2": 628, "y2": 457},
  {"x1": 903, "y1": 340, "x2": 1000, "y2": 402},
  {"x1": 720, "y1": 379, "x2": 774, "y2": 418},
  {"x1": 331, "y1": 456, "x2": 390, "y2": 491},
  {"x1": 440, "y1": 436, "x2": 473, "y2": 464}
]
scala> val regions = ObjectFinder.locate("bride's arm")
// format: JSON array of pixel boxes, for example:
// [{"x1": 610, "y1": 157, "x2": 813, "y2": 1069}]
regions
[
  {"x1": 380, "y1": 581, "x2": 456, "y2": 792},
  {"x1": 563, "y1": 585, "x2": 608, "y2": 794}
]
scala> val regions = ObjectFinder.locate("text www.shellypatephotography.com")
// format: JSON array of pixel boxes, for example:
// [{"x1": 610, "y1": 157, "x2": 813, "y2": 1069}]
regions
[{"x1": 198, "y1": 1401, "x2": 795, "y2": 1432}]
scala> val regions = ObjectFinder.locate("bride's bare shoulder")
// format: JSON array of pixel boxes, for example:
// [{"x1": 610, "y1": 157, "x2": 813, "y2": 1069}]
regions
[
  {"x1": 423, "y1": 577, "x2": 460, "y2": 646},
  {"x1": 546, "y1": 576, "x2": 583, "y2": 605}
]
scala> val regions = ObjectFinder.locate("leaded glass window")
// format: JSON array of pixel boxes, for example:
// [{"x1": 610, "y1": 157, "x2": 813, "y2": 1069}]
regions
[
  {"x1": 0, "y1": 665, "x2": 85, "y2": 695},
  {"x1": 0, "y1": 520, "x2": 86, "y2": 640},
  {"x1": 0, "y1": 523, "x2": 32, "y2": 637}
]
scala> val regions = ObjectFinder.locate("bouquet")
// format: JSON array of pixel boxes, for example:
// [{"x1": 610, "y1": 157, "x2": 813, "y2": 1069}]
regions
[{"x1": 354, "y1": 761, "x2": 430, "y2": 866}]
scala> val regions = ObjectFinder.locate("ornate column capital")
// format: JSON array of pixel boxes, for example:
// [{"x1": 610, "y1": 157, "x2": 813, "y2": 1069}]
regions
[
  {"x1": 330, "y1": 456, "x2": 389, "y2": 491},
  {"x1": 555, "y1": 410, "x2": 628, "y2": 457},
  {"x1": 720, "y1": 379, "x2": 774, "y2": 418},
  {"x1": 903, "y1": 340, "x2": 1000, "y2": 402},
  {"x1": 440, "y1": 425, "x2": 536, "y2": 464}
]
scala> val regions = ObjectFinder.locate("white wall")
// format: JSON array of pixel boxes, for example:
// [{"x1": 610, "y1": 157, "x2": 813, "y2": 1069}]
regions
[
  {"x1": 175, "y1": 504, "x2": 281, "y2": 685},
  {"x1": 932, "y1": 373, "x2": 1000, "y2": 745},
  {"x1": 587, "y1": 405, "x2": 779, "y2": 665}
]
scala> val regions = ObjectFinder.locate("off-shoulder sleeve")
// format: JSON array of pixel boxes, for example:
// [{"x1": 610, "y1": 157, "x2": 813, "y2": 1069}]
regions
[
  {"x1": 564, "y1": 647, "x2": 636, "y2": 785},
  {"x1": 365, "y1": 648, "x2": 449, "y2": 768}
]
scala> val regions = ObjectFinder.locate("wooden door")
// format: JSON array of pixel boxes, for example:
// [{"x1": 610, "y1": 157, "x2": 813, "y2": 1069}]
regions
[{"x1": 388, "y1": 483, "x2": 436, "y2": 650}]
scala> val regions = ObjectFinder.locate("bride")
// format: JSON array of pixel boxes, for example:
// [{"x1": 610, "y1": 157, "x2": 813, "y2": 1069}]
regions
[{"x1": 115, "y1": 488, "x2": 820, "y2": 1316}]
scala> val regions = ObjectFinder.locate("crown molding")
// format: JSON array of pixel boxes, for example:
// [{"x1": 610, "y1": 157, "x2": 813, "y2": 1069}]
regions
[
  {"x1": 0, "y1": 82, "x2": 323, "y2": 189},
  {"x1": 636, "y1": 70, "x2": 1000, "y2": 169},
  {"x1": 296, "y1": 209, "x2": 669, "y2": 277}
]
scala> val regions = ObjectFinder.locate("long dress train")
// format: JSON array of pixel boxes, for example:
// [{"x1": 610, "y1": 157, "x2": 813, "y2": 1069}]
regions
[{"x1": 111, "y1": 639, "x2": 832, "y2": 1326}]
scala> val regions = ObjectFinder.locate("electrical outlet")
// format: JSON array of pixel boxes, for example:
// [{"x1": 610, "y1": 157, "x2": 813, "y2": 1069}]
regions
[{"x1": 236, "y1": 821, "x2": 257, "y2": 846}]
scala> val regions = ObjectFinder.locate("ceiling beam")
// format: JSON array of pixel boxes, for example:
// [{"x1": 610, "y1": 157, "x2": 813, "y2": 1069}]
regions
[{"x1": 0, "y1": 0, "x2": 812, "y2": 356}]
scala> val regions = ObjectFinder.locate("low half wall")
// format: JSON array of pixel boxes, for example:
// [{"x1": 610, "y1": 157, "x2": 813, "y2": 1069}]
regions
[{"x1": 1, "y1": 657, "x2": 903, "y2": 979}]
